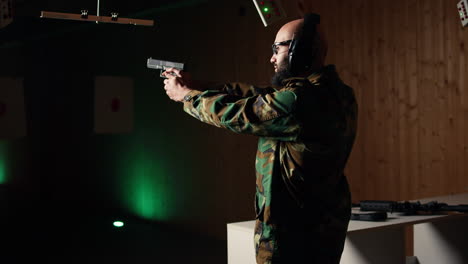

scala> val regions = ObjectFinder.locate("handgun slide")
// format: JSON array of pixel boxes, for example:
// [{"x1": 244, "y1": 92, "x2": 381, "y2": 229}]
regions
[{"x1": 147, "y1": 58, "x2": 184, "y2": 78}]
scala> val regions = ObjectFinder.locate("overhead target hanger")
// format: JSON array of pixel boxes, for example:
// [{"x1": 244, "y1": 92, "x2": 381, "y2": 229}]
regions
[{"x1": 40, "y1": 0, "x2": 154, "y2": 26}]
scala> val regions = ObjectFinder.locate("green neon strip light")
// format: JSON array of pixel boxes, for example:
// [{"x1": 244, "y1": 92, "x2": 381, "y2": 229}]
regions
[{"x1": 0, "y1": 143, "x2": 7, "y2": 184}]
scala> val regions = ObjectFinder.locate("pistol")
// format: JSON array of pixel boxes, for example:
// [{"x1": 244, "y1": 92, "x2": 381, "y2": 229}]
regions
[{"x1": 147, "y1": 58, "x2": 185, "y2": 78}]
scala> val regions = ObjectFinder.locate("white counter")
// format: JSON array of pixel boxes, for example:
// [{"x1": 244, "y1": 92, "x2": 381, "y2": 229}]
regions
[{"x1": 227, "y1": 193, "x2": 468, "y2": 264}]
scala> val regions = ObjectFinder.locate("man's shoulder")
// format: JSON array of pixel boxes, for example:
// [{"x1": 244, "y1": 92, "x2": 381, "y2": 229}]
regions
[{"x1": 280, "y1": 77, "x2": 311, "y2": 90}]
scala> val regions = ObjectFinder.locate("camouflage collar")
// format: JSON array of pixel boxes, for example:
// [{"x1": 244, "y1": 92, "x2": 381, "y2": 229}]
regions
[{"x1": 281, "y1": 65, "x2": 337, "y2": 86}]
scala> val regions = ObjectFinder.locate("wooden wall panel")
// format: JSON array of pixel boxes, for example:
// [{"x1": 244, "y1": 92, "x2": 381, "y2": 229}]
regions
[
  {"x1": 184, "y1": 0, "x2": 468, "y2": 238},
  {"x1": 301, "y1": 0, "x2": 468, "y2": 201},
  {"x1": 3, "y1": 0, "x2": 468, "y2": 242}
]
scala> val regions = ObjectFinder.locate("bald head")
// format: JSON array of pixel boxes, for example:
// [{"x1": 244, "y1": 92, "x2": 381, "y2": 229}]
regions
[
  {"x1": 273, "y1": 18, "x2": 328, "y2": 71},
  {"x1": 270, "y1": 18, "x2": 328, "y2": 85},
  {"x1": 274, "y1": 19, "x2": 304, "y2": 43}
]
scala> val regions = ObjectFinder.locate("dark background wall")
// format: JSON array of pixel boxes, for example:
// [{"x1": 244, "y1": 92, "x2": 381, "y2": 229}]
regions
[
  {"x1": 1, "y1": 0, "x2": 277, "y2": 262},
  {"x1": 1, "y1": 0, "x2": 467, "y2": 262}
]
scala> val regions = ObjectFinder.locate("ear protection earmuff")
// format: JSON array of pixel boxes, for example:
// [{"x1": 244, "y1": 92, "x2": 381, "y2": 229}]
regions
[{"x1": 288, "y1": 13, "x2": 321, "y2": 75}]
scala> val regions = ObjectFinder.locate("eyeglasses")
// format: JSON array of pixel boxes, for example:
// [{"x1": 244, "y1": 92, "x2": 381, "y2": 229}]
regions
[{"x1": 272, "y1": 39, "x2": 292, "y2": 55}]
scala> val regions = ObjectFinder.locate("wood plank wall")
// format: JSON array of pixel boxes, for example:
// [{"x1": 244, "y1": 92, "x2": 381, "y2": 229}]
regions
[
  {"x1": 173, "y1": 0, "x2": 468, "y2": 238},
  {"x1": 299, "y1": 0, "x2": 468, "y2": 202},
  {"x1": 3, "y1": 0, "x2": 467, "y2": 242}
]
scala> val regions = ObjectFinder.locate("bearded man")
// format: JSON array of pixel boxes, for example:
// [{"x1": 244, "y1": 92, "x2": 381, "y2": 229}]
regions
[{"x1": 162, "y1": 14, "x2": 358, "y2": 264}]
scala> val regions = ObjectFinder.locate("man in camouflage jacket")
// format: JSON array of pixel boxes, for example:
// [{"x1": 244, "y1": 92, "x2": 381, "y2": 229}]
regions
[{"x1": 162, "y1": 18, "x2": 357, "y2": 264}]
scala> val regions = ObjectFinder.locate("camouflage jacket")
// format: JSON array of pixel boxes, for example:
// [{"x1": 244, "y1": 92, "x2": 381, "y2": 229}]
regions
[{"x1": 183, "y1": 65, "x2": 357, "y2": 256}]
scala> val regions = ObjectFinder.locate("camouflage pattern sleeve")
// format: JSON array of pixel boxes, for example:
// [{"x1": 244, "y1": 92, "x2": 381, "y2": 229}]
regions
[
  {"x1": 183, "y1": 85, "x2": 300, "y2": 141},
  {"x1": 219, "y1": 82, "x2": 276, "y2": 97}
]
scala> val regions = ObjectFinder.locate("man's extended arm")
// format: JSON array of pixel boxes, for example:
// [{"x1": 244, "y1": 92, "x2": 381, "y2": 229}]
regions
[
  {"x1": 182, "y1": 88, "x2": 300, "y2": 141},
  {"x1": 218, "y1": 82, "x2": 276, "y2": 97},
  {"x1": 162, "y1": 68, "x2": 299, "y2": 140}
]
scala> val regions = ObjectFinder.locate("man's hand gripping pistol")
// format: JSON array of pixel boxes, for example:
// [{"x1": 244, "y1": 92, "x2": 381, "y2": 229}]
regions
[{"x1": 147, "y1": 58, "x2": 185, "y2": 78}]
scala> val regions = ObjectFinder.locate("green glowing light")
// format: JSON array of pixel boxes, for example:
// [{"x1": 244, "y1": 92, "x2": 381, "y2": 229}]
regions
[
  {"x1": 0, "y1": 160, "x2": 5, "y2": 184},
  {"x1": 118, "y1": 146, "x2": 176, "y2": 221},
  {"x1": 263, "y1": 7, "x2": 269, "y2": 12},
  {"x1": 113, "y1": 221, "x2": 124, "y2": 227},
  {"x1": 0, "y1": 143, "x2": 7, "y2": 184}
]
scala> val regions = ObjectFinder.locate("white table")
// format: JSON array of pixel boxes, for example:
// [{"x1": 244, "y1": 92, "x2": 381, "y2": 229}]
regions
[
  {"x1": 227, "y1": 193, "x2": 468, "y2": 264},
  {"x1": 413, "y1": 193, "x2": 468, "y2": 264}
]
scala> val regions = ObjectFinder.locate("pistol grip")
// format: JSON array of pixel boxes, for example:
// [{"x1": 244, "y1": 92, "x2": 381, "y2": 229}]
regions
[{"x1": 160, "y1": 69, "x2": 178, "y2": 78}]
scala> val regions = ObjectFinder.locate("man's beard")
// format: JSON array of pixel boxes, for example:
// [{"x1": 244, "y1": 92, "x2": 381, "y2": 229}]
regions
[{"x1": 271, "y1": 60, "x2": 294, "y2": 86}]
